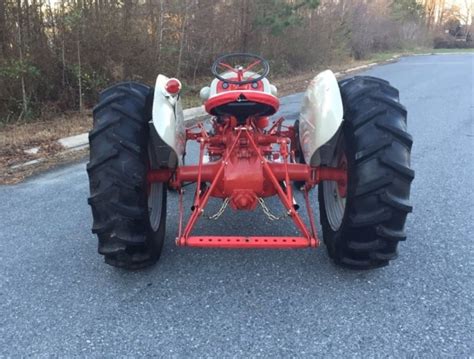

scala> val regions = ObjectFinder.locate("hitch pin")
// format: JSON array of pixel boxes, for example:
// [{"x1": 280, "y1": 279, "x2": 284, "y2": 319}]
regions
[{"x1": 282, "y1": 181, "x2": 299, "y2": 211}]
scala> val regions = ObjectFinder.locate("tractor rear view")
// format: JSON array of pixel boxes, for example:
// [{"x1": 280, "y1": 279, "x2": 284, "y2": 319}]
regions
[{"x1": 87, "y1": 53, "x2": 414, "y2": 270}]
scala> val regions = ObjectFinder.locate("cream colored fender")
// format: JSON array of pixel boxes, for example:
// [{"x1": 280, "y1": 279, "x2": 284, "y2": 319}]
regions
[
  {"x1": 151, "y1": 74, "x2": 186, "y2": 167},
  {"x1": 299, "y1": 70, "x2": 343, "y2": 166}
]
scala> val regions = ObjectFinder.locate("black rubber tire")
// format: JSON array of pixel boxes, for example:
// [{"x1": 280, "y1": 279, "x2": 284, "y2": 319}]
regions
[
  {"x1": 319, "y1": 76, "x2": 414, "y2": 269},
  {"x1": 87, "y1": 81, "x2": 167, "y2": 270}
]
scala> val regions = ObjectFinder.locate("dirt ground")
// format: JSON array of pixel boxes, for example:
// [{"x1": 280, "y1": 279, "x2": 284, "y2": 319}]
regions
[
  {"x1": 0, "y1": 113, "x2": 92, "y2": 184},
  {"x1": 0, "y1": 148, "x2": 90, "y2": 184}
]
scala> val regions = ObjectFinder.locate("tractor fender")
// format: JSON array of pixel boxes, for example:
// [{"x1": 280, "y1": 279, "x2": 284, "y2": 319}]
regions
[
  {"x1": 151, "y1": 74, "x2": 186, "y2": 167},
  {"x1": 299, "y1": 70, "x2": 343, "y2": 166}
]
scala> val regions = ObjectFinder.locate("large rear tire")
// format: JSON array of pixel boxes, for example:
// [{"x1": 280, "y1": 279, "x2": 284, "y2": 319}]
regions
[
  {"x1": 319, "y1": 76, "x2": 414, "y2": 269},
  {"x1": 87, "y1": 82, "x2": 167, "y2": 269}
]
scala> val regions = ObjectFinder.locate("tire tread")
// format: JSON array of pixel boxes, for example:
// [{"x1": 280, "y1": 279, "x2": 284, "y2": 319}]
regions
[
  {"x1": 87, "y1": 82, "x2": 166, "y2": 269},
  {"x1": 319, "y1": 76, "x2": 414, "y2": 269}
]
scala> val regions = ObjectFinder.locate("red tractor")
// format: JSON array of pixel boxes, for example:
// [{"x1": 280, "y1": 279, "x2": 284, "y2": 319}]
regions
[{"x1": 87, "y1": 53, "x2": 414, "y2": 270}]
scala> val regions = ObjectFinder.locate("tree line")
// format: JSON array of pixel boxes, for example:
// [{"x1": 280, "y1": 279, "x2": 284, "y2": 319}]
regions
[{"x1": 0, "y1": 0, "x2": 469, "y2": 122}]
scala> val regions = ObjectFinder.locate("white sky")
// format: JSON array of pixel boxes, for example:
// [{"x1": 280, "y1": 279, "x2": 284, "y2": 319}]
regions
[{"x1": 445, "y1": 0, "x2": 472, "y2": 21}]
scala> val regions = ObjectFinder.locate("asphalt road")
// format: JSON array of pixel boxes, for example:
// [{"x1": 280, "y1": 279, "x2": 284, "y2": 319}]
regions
[{"x1": 1, "y1": 54, "x2": 473, "y2": 357}]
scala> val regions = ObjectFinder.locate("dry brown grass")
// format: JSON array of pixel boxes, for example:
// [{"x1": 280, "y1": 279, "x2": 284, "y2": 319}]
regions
[
  {"x1": 273, "y1": 57, "x2": 397, "y2": 96},
  {"x1": 0, "y1": 148, "x2": 89, "y2": 185},
  {"x1": 0, "y1": 112, "x2": 92, "y2": 183},
  {"x1": 1, "y1": 112, "x2": 91, "y2": 149}
]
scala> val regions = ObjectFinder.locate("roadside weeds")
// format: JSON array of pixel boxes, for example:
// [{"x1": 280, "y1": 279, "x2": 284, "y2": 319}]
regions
[
  {"x1": 0, "y1": 113, "x2": 92, "y2": 184},
  {"x1": 1, "y1": 148, "x2": 89, "y2": 185}
]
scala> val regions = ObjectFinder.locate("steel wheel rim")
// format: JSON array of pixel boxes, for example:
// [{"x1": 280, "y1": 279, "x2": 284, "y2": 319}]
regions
[
  {"x1": 323, "y1": 140, "x2": 347, "y2": 231},
  {"x1": 148, "y1": 146, "x2": 163, "y2": 232},
  {"x1": 148, "y1": 182, "x2": 163, "y2": 231}
]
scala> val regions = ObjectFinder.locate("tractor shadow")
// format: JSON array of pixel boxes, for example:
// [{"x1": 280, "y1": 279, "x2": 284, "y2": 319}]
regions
[{"x1": 156, "y1": 187, "x2": 386, "y2": 286}]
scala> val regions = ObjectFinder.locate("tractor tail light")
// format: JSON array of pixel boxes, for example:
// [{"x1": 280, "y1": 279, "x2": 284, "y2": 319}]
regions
[{"x1": 166, "y1": 78, "x2": 181, "y2": 95}]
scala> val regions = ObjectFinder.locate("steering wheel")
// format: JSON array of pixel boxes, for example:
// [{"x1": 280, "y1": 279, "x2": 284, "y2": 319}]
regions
[{"x1": 211, "y1": 53, "x2": 270, "y2": 85}]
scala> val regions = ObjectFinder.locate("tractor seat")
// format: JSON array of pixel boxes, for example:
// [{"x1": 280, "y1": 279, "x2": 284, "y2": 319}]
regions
[{"x1": 204, "y1": 90, "x2": 280, "y2": 119}]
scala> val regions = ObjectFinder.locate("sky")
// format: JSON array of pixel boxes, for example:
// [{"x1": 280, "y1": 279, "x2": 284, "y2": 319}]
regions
[{"x1": 445, "y1": 0, "x2": 472, "y2": 23}]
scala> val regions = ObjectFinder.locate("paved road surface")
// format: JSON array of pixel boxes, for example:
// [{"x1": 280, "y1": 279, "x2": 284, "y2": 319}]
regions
[{"x1": 1, "y1": 54, "x2": 473, "y2": 357}]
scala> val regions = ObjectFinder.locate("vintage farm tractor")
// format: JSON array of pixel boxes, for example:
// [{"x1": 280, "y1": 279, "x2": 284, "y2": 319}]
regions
[{"x1": 87, "y1": 53, "x2": 414, "y2": 270}]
